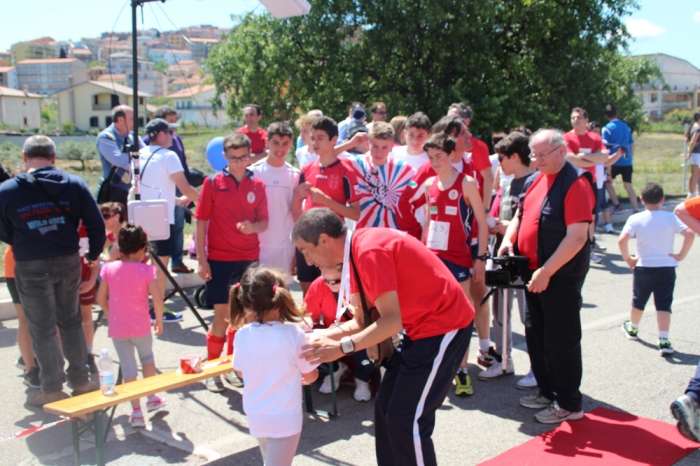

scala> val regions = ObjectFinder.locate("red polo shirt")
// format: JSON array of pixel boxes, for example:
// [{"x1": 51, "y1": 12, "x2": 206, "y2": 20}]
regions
[
  {"x1": 195, "y1": 169, "x2": 268, "y2": 261},
  {"x1": 350, "y1": 228, "x2": 473, "y2": 340},
  {"x1": 299, "y1": 158, "x2": 360, "y2": 219},
  {"x1": 563, "y1": 130, "x2": 603, "y2": 180},
  {"x1": 517, "y1": 173, "x2": 595, "y2": 270},
  {"x1": 237, "y1": 126, "x2": 268, "y2": 154}
]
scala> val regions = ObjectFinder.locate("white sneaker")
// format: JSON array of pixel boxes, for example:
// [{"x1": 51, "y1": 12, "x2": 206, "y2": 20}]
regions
[
  {"x1": 319, "y1": 361, "x2": 347, "y2": 394},
  {"x1": 516, "y1": 369, "x2": 538, "y2": 389},
  {"x1": 478, "y1": 360, "x2": 514, "y2": 380},
  {"x1": 671, "y1": 395, "x2": 700, "y2": 442},
  {"x1": 590, "y1": 252, "x2": 604, "y2": 264},
  {"x1": 353, "y1": 379, "x2": 372, "y2": 401}
]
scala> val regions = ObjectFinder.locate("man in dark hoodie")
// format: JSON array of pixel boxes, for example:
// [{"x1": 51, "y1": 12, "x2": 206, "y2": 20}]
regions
[{"x1": 0, "y1": 135, "x2": 105, "y2": 406}]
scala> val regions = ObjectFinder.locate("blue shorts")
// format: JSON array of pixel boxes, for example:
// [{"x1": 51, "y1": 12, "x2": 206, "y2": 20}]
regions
[
  {"x1": 295, "y1": 247, "x2": 321, "y2": 283},
  {"x1": 205, "y1": 259, "x2": 256, "y2": 306},
  {"x1": 152, "y1": 223, "x2": 177, "y2": 257},
  {"x1": 632, "y1": 266, "x2": 675, "y2": 312},
  {"x1": 440, "y1": 257, "x2": 471, "y2": 283}
]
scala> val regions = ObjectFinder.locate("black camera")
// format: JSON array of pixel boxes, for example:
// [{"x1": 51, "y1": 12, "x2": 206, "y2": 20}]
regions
[{"x1": 485, "y1": 255, "x2": 530, "y2": 288}]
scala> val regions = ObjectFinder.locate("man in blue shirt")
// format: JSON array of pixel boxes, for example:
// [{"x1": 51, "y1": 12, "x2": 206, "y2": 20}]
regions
[
  {"x1": 337, "y1": 102, "x2": 365, "y2": 145},
  {"x1": 602, "y1": 104, "x2": 639, "y2": 213},
  {"x1": 0, "y1": 136, "x2": 105, "y2": 406}
]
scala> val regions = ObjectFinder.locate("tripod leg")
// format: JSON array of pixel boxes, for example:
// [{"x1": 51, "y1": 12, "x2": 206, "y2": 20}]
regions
[
  {"x1": 501, "y1": 288, "x2": 509, "y2": 374},
  {"x1": 151, "y1": 253, "x2": 209, "y2": 332}
]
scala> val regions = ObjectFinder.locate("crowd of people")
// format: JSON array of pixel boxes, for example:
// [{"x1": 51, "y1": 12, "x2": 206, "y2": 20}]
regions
[{"x1": 2, "y1": 101, "x2": 700, "y2": 465}]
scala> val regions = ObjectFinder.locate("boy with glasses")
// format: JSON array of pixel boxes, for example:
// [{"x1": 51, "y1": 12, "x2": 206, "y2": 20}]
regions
[{"x1": 195, "y1": 132, "x2": 269, "y2": 392}]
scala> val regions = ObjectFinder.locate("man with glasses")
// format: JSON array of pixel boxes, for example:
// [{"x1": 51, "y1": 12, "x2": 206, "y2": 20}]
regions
[
  {"x1": 139, "y1": 119, "x2": 200, "y2": 323},
  {"x1": 499, "y1": 129, "x2": 595, "y2": 424},
  {"x1": 195, "y1": 132, "x2": 269, "y2": 392},
  {"x1": 366, "y1": 102, "x2": 388, "y2": 130}
]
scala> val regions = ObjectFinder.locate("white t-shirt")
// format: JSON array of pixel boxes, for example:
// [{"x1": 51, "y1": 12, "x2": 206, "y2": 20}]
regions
[
  {"x1": 391, "y1": 145, "x2": 429, "y2": 171},
  {"x1": 622, "y1": 210, "x2": 688, "y2": 267},
  {"x1": 233, "y1": 321, "x2": 318, "y2": 438},
  {"x1": 295, "y1": 145, "x2": 317, "y2": 170},
  {"x1": 251, "y1": 159, "x2": 299, "y2": 249},
  {"x1": 136, "y1": 145, "x2": 183, "y2": 224}
]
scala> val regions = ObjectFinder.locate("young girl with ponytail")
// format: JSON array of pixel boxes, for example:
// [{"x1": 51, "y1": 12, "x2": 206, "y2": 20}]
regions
[{"x1": 230, "y1": 265, "x2": 318, "y2": 466}]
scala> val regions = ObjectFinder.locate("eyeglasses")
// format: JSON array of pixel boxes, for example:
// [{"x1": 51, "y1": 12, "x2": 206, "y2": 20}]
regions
[
  {"x1": 324, "y1": 279, "x2": 341, "y2": 285},
  {"x1": 227, "y1": 155, "x2": 250, "y2": 163},
  {"x1": 102, "y1": 212, "x2": 115, "y2": 219},
  {"x1": 530, "y1": 145, "x2": 562, "y2": 160}
]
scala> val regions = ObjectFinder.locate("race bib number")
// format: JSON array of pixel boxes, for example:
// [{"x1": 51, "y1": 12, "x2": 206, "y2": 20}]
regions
[{"x1": 427, "y1": 220, "x2": 450, "y2": 251}]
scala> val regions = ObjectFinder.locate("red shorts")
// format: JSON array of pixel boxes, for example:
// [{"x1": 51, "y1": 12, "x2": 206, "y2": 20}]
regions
[
  {"x1": 685, "y1": 196, "x2": 700, "y2": 220},
  {"x1": 79, "y1": 283, "x2": 96, "y2": 306}
]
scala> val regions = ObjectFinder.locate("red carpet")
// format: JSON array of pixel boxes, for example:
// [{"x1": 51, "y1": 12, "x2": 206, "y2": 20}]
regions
[{"x1": 478, "y1": 407, "x2": 699, "y2": 466}]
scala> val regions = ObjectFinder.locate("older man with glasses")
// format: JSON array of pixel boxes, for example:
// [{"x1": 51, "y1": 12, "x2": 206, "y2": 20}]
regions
[{"x1": 499, "y1": 128, "x2": 596, "y2": 424}]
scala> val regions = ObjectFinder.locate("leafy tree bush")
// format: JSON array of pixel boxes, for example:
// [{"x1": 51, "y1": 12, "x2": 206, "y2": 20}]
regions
[{"x1": 58, "y1": 141, "x2": 97, "y2": 171}]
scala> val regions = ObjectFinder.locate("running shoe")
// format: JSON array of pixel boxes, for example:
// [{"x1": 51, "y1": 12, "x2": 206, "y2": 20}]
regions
[
  {"x1": 659, "y1": 339, "x2": 674, "y2": 356},
  {"x1": 590, "y1": 252, "x2": 604, "y2": 264},
  {"x1": 146, "y1": 394, "x2": 167, "y2": 412},
  {"x1": 671, "y1": 395, "x2": 700, "y2": 442},
  {"x1": 23, "y1": 367, "x2": 40, "y2": 389},
  {"x1": 621, "y1": 321, "x2": 638, "y2": 340},
  {"x1": 519, "y1": 392, "x2": 553, "y2": 409},
  {"x1": 205, "y1": 376, "x2": 226, "y2": 393},
  {"x1": 354, "y1": 379, "x2": 372, "y2": 402},
  {"x1": 477, "y1": 347, "x2": 500, "y2": 367},
  {"x1": 16, "y1": 356, "x2": 25, "y2": 371},
  {"x1": 223, "y1": 371, "x2": 244, "y2": 388},
  {"x1": 319, "y1": 361, "x2": 348, "y2": 394},
  {"x1": 478, "y1": 360, "x2": 514, "y2": 380},
  {"x1": 592, "y1": 240, "x2": 607, "y2": 253},
  {"x1": 129, "y1": 410, "x2": 145, "y2": 428},
  {"x1": 151, "y1": 308, "x2": 183, "y2": 324},
  {"x1": 535, "y1": 403, "x2": 584, "y2": 424},
  {"x1": 516, "y1": 369, "x2": 538, "y2": 389},
  {"x1": 609, "y1": 204, "x2": 622, "y2": 214},
  {"x1": 454, "y1": 371, "x2": 473, "y2": 396}
]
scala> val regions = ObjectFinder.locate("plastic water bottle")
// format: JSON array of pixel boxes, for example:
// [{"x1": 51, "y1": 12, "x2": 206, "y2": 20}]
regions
[{"x1": 98, "y1": 349, "x2": 117, "y2": 396}]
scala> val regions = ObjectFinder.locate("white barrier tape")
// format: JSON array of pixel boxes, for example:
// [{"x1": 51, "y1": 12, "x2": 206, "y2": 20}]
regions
[{"x1": 0, "y1": 417, "x2": 69, "y2": 443}]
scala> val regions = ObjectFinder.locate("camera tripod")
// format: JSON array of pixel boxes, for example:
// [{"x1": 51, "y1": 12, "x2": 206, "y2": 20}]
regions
[{"x1": 481, "y1": 283, "x2": 526, "y2": 375}]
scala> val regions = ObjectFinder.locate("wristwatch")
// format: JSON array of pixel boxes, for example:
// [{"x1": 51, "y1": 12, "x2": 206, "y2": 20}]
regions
[
  {"x1": 475, "y1": 252, "x2": 491, "y2": 261},
  {"x1": 340, "y1": 336, "x2": 355, "y2": 354}
]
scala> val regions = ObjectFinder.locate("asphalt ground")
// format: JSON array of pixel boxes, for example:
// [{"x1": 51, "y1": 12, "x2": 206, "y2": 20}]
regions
[{"x1": 2, "y1": 204, "x2": 700, "y2": 465}]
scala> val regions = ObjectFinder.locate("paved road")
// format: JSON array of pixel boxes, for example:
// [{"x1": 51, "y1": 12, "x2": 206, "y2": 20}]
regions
[{"x1": 2, "y1": 209, "x2": 700, "y2": 465}]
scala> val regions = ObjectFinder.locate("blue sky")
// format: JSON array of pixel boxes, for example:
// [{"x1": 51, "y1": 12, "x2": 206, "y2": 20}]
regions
[{"x1": 0, "y1": 0, "x2": 698, "y2": 69}]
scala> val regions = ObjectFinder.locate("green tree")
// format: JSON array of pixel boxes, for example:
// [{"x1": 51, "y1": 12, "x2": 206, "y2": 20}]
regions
[
  {"x1": 61, "y1": 121, "x2": 75, "y2": 135},
  {"x1": 205, "y1": 0, "x2": 661, "y2": 142},
  {"x1": 0, "y1": 141, "x2": 23, "y2": 172},
  {"x1": 87, "y1": 60, "x2": 106, "y2": 68},
  {"x1": 148, "y1": 97, "x2": 174, "y2": 107},
  {"x1": 154, "y1": 60, "x2": 169, "y2": 74},
  {"x1": 58, "y1": 141, "x2": 97, "y2": 171}
]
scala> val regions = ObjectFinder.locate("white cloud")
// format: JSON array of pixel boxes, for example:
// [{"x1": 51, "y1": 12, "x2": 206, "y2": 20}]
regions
[
  {"x1": 625, "y1": 19, "x2": 666, "y2": 38},
  {"x1": 693, "y1": 12, "x2": 700, "y2": 23}
]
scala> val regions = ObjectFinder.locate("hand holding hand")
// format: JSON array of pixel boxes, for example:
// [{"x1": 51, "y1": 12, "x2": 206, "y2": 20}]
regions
[{"x1": 300, "y1": 335, "x2": 342, "y2": 364}]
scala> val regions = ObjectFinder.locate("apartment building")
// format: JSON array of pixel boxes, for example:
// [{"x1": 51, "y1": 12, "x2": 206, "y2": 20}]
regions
[
  {"x1": 0, "y1": 86, "x2": 42, "y2": 128},
  {"x1": 11, "y1": 37, "x2": 56, "y2": 62},
  {"x1": 16, "y1": 58, "x2": 88, "y2": 95},
  {"x1": 634, "y1": 53, "x2": 700, "y2": 119},
  {"x1": 0, "y1": 67, "x2": 18, "y2": 89}
]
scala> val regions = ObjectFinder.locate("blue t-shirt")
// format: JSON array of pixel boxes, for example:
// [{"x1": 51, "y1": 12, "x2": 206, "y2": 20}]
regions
[{"x1": 602, "y1": 119, "x2": 634, "y2": 167}]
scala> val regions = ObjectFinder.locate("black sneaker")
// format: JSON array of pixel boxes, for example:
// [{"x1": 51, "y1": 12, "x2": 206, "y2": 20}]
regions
[
  {"x1": 16, "y1": 356, "x2": 25, "y2": 370},
  {"x1": 23, "y1": 367, "x2": 40, "y2": 389},
  {"x1": 87, "y1": 353, "x2": 98, "y2": 373}
]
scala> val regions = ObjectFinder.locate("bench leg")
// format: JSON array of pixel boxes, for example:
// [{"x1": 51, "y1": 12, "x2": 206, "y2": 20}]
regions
[
  {"x1": 327, "y1": 363, "x2": 338, "y2": 417},
  {"x1": 94, "y1": 410, "x2": 106, "y2": 466},
  {"x1": 303, "y1": 385, "x2": 314, "y2": 414},
  {"x1": 72, "y1": 419, "x2": 81, "y2": 466}
]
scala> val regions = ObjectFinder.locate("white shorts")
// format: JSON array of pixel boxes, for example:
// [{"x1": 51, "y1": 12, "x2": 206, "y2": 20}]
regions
[
  {"x1": 691, "y1": 153, "x2": 700, "y2": 167},
  {"x1": 259, "y1": 246, "x2": 296, "y2": 284}
]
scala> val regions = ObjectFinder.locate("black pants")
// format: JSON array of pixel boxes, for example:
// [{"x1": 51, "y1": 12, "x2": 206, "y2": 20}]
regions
[
  {"x1": 525, "y1": 275, "x2": 585, "y2": 413},
  {"x1": 375, "y1": 323, "x2": 472, "y2": 466}
]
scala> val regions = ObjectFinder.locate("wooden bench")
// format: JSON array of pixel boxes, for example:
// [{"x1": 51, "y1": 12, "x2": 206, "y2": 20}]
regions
[
  {"x1": 43, "y1": 357, "x2": 234, "y2": 466},
  {"x1": 43, "y1": 358, "x2": 339, "y2": 466}
]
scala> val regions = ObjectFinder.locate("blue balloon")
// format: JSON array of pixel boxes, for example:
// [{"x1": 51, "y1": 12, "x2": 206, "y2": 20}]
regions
[{"x1": 206, "y1": 137, "x2": 226, "y2": 172}]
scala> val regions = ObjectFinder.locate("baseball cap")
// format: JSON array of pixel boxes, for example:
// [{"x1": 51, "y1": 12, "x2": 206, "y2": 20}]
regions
[
  {"x1": 352, "y1": 107, "x2": 366, "y2": 121},
  {"x1": 145, "y1": 118, "x2": 177, "y2": 139}
]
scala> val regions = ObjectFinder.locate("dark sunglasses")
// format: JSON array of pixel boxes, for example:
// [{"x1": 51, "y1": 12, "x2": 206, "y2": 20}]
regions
[
  {"x1": 324, "y1": 279, "x2": 341, "y2": 285},
  {"x1": 102, "y1": 211, "x2": 116, "y2": 219}
]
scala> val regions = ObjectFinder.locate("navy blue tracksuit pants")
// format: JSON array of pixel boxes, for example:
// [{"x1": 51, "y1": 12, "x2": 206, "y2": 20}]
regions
[
  {"x1": 685, "y1": 363, "x2": 700, "y2": 404},
  {"x1": 375, "y1": 323, "x2": 473, "y2": 466}
]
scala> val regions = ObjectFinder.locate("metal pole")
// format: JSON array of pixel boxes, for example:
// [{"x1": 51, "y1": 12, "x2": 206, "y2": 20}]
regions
[{"x1": 683, "y1": 123, "x2": 689, "y2": 195}]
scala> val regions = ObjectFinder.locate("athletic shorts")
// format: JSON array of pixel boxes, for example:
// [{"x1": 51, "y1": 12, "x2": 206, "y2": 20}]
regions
[
  {"x1": 79, "y1": 283, "x2": 96, "y2": 306},
  {"x1": 685, "y1": 195, "x2": 700, "y2": 220},
  {"x1": 205, "y1": 259, "x2": 255, "y2": 306},
  {"x1": 295, "y1": 248, "x2": 321, "y2": 283},
  {"x1": 151, "y1": 223, "x2": 177, "y2": 257},
  {"x1": 610, "y1": 165, "x2": 633, "y2": 183},
  {"x1": 632, "y1": 266, "x2": 675, "y2": 312},
  {"x1": 6, "y1": 278, "x2": 20, "y2": 304},
  {"x1": 259, "y1": 246, "x2": 295, "y2": 284},
  {"x1": 690, "y1": 153, "x2": 700, "y2": 166},
  {"x1": 440, "y1": 257, "x2": 471, "y2": 283}
]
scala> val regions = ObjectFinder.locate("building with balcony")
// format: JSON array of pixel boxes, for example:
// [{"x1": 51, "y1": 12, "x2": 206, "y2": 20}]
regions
[
  {"x1": 0, "y1": 66, "x2": 18, "y2": 89},
  {"x1": 16, "y1": 58, "x2": 88, "y2": 95},
  {"x1": 147, "y1": 48, "x2": 192, "y2": 66},
  {"x1": 0, "y1": 86, "x2": 42, "y2": 129},
  {"x1": 106, "y1": 53, "x2": 167, "y2": 96},
  {"x1": 186, "y1": 38, "x2": 218, "y2": 62},
  {"x1": 11, "y1": 38, "x2": 56, "y2": 62},
  {"x1": 634, "y1": 53, "x2": 700, "y2": 120},
  {"x1": 54, "y1": 80, "x2": 150, "y2": 131},
  {"x1": 169, "y1": 84, "x2": 227, "y2": 128}
]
